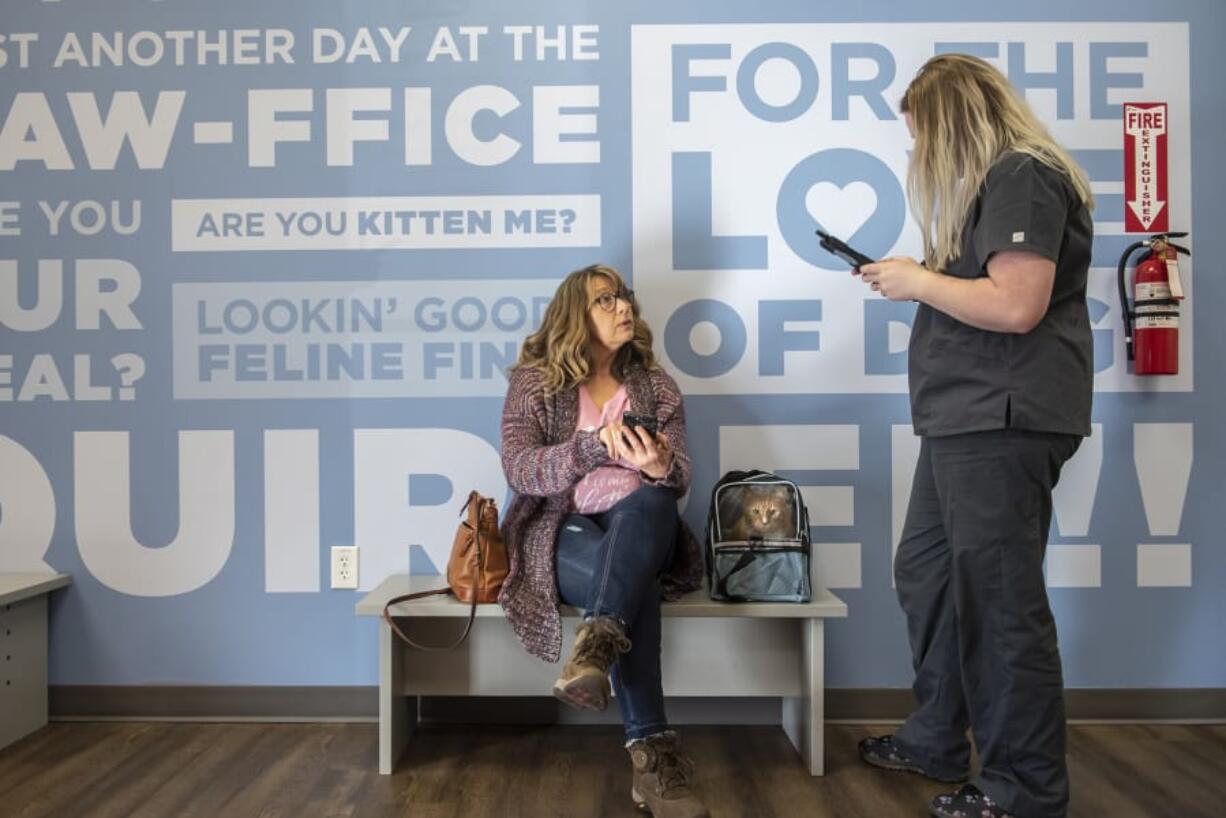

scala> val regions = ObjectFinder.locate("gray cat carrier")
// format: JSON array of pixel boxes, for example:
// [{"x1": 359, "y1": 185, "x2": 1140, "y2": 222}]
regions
[{"x1": 706, "y1": 470, "x2": 812, "y2": 602}]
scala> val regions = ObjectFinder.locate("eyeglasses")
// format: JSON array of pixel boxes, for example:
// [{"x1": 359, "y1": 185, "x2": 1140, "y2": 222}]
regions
[{"x1": 590, "y1": 289, "x2": 635, "y2": 313}]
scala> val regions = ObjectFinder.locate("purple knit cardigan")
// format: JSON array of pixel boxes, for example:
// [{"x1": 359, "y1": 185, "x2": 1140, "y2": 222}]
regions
[{"x1": 497, "y1": 362, "x2": 704, "y2": 662}]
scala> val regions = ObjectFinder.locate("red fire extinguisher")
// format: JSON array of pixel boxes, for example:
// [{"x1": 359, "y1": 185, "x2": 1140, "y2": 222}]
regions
[{"x1": 1117, "y1": 232, "x2": 1190, "y2": 375}]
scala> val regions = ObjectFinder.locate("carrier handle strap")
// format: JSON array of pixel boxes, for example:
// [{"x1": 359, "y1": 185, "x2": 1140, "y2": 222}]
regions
[{"x1": 714, "y1": 550, "x2": 758, "y2": 602}]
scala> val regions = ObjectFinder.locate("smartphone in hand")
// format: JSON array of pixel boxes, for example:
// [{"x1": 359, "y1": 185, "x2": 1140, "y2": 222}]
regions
[{"x1": 621, "y1": 412, "x2": 659, "y2": 439}]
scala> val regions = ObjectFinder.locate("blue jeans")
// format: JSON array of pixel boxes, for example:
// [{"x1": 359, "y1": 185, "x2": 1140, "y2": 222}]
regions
[{"x1": 555, "y1": 484, "x2": 678, "y2": 740}]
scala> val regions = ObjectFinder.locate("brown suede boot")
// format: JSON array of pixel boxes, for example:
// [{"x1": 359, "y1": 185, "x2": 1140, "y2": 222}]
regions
[
  {"x1": 627, "y1": 732, "x2": 710, "y2": 818},
  {"x1": 552, "y1": 616, "x2": 631, "y2": 711}
]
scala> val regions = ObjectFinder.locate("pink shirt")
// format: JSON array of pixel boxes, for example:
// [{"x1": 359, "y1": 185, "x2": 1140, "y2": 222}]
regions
[{"x1": 572, "y1": 383, "x2": 642, "y2": 514}]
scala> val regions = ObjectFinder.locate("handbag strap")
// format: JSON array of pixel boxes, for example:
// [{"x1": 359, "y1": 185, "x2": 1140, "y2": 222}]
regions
[
  {"x1": 381, "y1": 586, "x2": 478, "y2": 652},
  {"x1": 380, "y1": 494, "x2": 490, "y2": 651}
]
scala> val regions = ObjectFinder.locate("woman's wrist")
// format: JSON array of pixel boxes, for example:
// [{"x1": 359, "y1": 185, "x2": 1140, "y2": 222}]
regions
[
  {"x1": 914, "y1": 264, "x2": 941, "y2": 304},
  {"x1": 642, "y1": 453, "x2": 672, "y2": 481},
  {"x1": 577, "y1": 427, "x2": 611, "y2": 468}
]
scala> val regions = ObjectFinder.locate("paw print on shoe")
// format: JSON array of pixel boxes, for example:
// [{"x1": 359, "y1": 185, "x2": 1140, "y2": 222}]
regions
[{"x1": 929, "y1": 785, "x2": 1015, "y2": 818}]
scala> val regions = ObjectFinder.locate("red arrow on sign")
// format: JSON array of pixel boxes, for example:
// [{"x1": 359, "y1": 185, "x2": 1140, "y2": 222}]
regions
[{"x1": 1123, "y1": 102, "x2": 1169, "y2": 233}]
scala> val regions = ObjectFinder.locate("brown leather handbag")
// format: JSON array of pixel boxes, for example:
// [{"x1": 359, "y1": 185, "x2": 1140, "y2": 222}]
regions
[{"x1": 381, "y1": 491, "x2": 508, "y2": 651}]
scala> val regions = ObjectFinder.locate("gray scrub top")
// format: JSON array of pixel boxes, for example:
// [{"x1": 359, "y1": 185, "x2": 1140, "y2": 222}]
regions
[{"x1": 908, "y1": 152, "x2": 1094, "y2": 438}]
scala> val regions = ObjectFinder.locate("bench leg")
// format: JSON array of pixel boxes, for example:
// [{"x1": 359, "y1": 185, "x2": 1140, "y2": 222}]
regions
[
  {"x1": 0, "y1": 595, "x2": 49, "y2": 751},
  {"x1": 379, "y1": 618, "x2": 413, "y2": 775},
  {"x1": 782, "y1": 618, "x2": 824, "y2": 776}
]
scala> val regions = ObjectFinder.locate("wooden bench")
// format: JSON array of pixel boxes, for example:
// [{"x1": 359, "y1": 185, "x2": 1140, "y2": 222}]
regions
[
  {"x1": 356, "y1": 575, "x2": 847, "y2": 776},
  {"x1": 1, "y1": 573, "x2": 72, "y2": 751}
]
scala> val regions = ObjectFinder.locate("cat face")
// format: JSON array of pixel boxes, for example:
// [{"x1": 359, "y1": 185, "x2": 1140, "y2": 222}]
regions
[
  {"x1": 745, "y1": 498, "x2": 783, "y2": 527},
  {"x1": 737, "y1": 485, "x2": 793, "y2": 534}
]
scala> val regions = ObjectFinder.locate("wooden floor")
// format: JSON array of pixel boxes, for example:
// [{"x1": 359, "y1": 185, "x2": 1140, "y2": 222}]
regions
[{"x1": 0, "y1": 722, "x2": 1222, "y2": 817}]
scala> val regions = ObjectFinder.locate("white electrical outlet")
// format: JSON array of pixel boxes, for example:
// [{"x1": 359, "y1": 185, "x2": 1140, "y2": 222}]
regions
[{"x1": 331, "y1": 546, "x2": 359, "y2": 589}]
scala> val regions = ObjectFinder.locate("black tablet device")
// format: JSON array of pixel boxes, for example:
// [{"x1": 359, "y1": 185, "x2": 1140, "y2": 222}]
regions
[{"x1": 816, "y1": 229, "x2": 876, "y2": 268}]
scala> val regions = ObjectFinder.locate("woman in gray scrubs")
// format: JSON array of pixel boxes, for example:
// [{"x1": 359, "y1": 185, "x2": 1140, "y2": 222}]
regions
[{"x1": 855, "y1": 54, "x2": 1094, "y2": 818}]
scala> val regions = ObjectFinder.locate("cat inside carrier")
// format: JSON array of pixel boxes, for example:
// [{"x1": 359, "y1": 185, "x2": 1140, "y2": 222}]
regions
[{"x1": 706, "y1": 470, "x2": 812, "y2": 602}]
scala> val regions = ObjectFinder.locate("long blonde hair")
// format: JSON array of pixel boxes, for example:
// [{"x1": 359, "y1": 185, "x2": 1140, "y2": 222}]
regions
[
  {"x1": 512, "y1": 264, "x2": 658, "y2": 393},
  {"x1": 900, "y1": 53, "x2": 1094, "y2": 270}
]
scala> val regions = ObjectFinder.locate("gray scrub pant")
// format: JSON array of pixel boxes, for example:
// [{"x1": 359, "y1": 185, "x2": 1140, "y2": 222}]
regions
[{"x1": 893, "y1": 429, "x2": 1081, "y2": 818}]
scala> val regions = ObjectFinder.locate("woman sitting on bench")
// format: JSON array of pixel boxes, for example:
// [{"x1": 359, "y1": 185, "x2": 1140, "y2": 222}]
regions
[{"x1": 498, "y1": 264, "x2": 709, "y2": 818}]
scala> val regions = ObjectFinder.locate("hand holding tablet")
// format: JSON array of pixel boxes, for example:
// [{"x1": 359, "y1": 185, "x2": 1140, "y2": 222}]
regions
[{"x1": 816, "y1": 229, "x2": 876, "y2": 270}]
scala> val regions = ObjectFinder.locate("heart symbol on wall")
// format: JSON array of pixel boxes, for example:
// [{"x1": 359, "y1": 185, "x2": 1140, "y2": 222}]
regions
[{"x1": 805, "y1": 181, "x2": 879, "y2": 240}]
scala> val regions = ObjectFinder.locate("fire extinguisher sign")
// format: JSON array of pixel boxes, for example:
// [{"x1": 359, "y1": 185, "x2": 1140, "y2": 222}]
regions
[{"x1": 1123, "y1": 102, "x2": 1169, "y2": 233}]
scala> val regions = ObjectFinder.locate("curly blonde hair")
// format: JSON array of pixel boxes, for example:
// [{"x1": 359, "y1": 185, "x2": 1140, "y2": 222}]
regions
[
  {"x1": 512, "y1": 264, "x2": 658, "y2": 393},
  {"x1": 901, "y1": 53, "x2": 1094, "y2": 270}
]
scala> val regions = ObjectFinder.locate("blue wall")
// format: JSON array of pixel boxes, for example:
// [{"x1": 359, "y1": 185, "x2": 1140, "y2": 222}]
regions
[{"x1": 0, "y1": 1, "x2": 1222, "y2": 688}]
